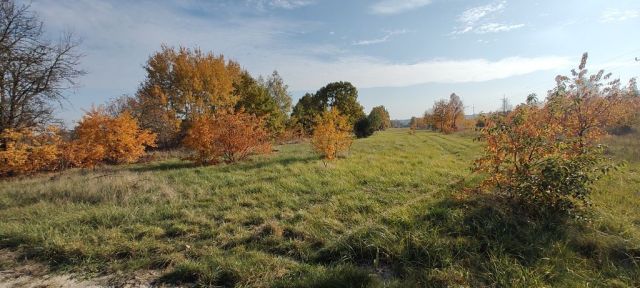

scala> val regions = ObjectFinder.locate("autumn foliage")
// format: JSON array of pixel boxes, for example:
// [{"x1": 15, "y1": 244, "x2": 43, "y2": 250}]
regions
[
  {"x1": 425, "y1": 93, "x2": 465, "y2": 134},
  {"x1": 473, "y1": 53, "x2": 638, "y2": 213},
  {"x1": 0, "y1": 127, "x2": 62, "y2": 177},
  {"x1": 65, "y1": 109, "x2": 157, "y2": 168},
  {"x1": 311, "y1": 108, "x2": 353, "y2": 160},
  {"x1": 183, "y1": 111, "x2": 271, "y2": 165},
  {"x1": 133, "y1": 46, "x2": 243, "y2": 148}
]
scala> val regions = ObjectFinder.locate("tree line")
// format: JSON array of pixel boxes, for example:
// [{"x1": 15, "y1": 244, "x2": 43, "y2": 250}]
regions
[{"x1": 0, "y1": 0, "x2": 391, "y2": 177}]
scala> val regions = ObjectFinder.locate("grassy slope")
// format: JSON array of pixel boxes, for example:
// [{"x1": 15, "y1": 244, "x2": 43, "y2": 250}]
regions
[{"x1": 0, "y1": 129, "x2": 639, "y2": 287}]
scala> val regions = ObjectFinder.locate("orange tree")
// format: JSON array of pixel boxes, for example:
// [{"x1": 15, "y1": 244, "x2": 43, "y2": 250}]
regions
[
  {"x1": 473, "y1": 53, "x2": 638, "y2": 214},
  {"x1": 311, "y1": 108, "x2": 353, "y2": 160},
  {"x1": 133, "y1": 46, "x2": 243, "y2": 148},
  {"x1": 65, "y1": 108, "x2": 157, "y2": 167},
  {"x1": 183, "y1": 110, "x2": 271, "y2": 165}
]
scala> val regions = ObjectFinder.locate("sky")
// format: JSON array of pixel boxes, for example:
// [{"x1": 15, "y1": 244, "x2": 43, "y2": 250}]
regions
[{"x1": 21, "y1": 0, "x2": 640, "y2": 122}]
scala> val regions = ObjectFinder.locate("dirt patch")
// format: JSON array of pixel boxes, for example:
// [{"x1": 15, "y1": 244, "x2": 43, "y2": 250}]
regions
[{"x1": 0, "y1": 250, "x2": 164, "y2": 288}]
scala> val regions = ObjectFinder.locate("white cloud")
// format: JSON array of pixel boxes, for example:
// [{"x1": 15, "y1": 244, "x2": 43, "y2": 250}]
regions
[
  {"x1": 352, "y1": 30, "x2": 407, "y2": 46},
  {"x1": 370, "y1": 0, "x2": 432, "y2": 15},
  {"x1": 458, "y1": 1, "x2": 505, "y2": 25},
  {"x1": 600, "y1": 8, "x2": 639, "y2": 23},
  {"x1": 452, "y1": 1, "x2": 523, "y2": 35},
  {"x1": 27, "y1": 0, "x2": 571, "y2": 113},
  {"x1": 249, "y1": 0, "x2": 315, "y2": 10},
  {"x1": 268, "y1": 0, "x2": 314, "y2": 9},
  {"x1": 475, "y1": 23, "x2": 524, "y2": 34},
  {"x1": 283, "y1": 55, "x2": 572, "y2": 90}
]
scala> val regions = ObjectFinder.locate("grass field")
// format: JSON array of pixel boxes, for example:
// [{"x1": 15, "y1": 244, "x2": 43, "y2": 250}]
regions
[{"x1": 1, "y1": 129, "x2": 639, "y2": 287}]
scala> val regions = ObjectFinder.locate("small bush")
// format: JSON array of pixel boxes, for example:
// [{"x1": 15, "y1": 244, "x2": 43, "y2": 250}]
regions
[
  {"x1": 311, "y1": 108, "x2": 353, "y2": 160},
  {"x1": 353, "y1": 117, "x2": 374, "y2": 138},
  {"x1": 183, "y1": 110, "x2": 272, "y2": 165},
  {"x1": 65, "y1": 109, "x2": 157, "y2": 167}
]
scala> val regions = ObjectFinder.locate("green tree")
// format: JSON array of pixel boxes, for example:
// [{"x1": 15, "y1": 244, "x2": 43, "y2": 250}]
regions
[
  {"x1": 264, "y1": 70, "x2": 292, "y2": 117},
  {"x1": 291, "y1": 81, "x2": 365, "y2": 134},
  {"x1": 234, "y1": 72, "x2": 285, "y2": 135},
  {"x1": 291, "y1": 93, "x2": 322, "y2": 134},
  {"x1": 368, "y1": 105, "x2": 391, "y2": 131},
  {"x1": 314, "y1": 81, "x2": 365, "y2": 125}
]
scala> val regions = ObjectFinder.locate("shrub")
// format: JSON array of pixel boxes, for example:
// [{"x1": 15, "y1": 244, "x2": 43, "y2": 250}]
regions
[
  {"x1": 65, "y1": 109, "x2": 157, "y2": 167},
  {"x1": 0, "y1": 127, "x2": 62, "y2": 177},
  {"x1": 473, "y1": 53, "x2": 638, "y2": 215},
  {"x1": 474, "y1": 104, "x2": 612, "y2": 213},
  {"x1": 183, "y1": 111, "x2": 271, "y2": 165},
  {"x1": 311, "y1": 108, "x2": 353, "y2": 160},
  {"x1": 353, "y1": 117, "x2": 374, "y2": 138}
]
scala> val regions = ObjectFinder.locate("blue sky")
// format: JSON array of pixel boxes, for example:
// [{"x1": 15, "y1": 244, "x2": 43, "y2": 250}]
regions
[{"x1": 23, "y1": 0, "x2": 640, "y2": 122}]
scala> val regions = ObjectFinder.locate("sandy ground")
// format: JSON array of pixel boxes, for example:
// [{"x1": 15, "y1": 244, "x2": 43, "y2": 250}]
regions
[{"x1": 0, "y1": 250, "x2": 161, "y2": 288}]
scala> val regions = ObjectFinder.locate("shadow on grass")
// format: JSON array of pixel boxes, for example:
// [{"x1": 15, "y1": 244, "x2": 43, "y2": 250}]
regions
[
  {"x1": 309, "y1": 193, "x2": 616, "y2": 286},
  {"x1": 428, "y1": 194, "x2": 569, "y2": 263},
  {"x1": 128, "y1": 161, "x2": 197, "y2": 173},
  {"x1": 218, "y1": 154, "x2": 319, "y2": 173},
  {"x1": 128, "y1": 154, "x2": 319, "y2": 174}
]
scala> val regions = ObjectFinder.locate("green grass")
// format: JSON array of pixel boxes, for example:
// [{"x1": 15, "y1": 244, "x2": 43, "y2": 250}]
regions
[{"x1": 1, "y1": 128, "x2": 639, "y2": 287}]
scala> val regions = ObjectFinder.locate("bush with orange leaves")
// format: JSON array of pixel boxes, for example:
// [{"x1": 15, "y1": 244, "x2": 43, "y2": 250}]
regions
[
  {"x1": 65, "y1": 109, "x2": 157, "y2": 168},
  {"x1": 311, "y1": 108, "x2": 353, "y2": 160},
  {"x1": 183, "y1": 111, "x2": 272, "y2": 165},
  {"x1": 0, "y1": 127, "x2": 62, "y2": 177},
  {"x1": 473, "y1": 53, "x2": 638, "y2": 214}
]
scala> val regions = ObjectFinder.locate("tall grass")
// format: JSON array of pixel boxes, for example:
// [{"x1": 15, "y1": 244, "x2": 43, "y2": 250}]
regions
[{"x1": 0, "y1": 129, "x2": 638, "y2": 286}]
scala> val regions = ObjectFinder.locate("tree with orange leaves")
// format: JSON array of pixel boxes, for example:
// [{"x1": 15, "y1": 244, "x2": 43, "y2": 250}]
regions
[
  {"x1": 183, "y1": 110, "x2": 271, "y2": 165},
  {"x1": 311, "y1": 108, "x2": 353, "y2": 160},
  {"x1": 134, "y1": 45, "x2": 243, "y2": 148}
]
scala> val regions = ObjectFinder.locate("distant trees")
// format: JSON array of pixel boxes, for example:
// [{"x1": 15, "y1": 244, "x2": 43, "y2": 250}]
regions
[
  {"x1": 0, "y1": 1, "x2": 84, "y2": 140},
  {"x1": 311, "y1": 108, "x2": 353, "y2": 160},
  {"x1": 474, "y1": 53, "x2": 639, "y2": 214},
  {"x1": 353, "y1": 105, "x2": 391, "y2": 138},
  {"x1": 447, "y1": 93, "x2": 464, "y2": 130},
  {"x1": 368, "y1": 105, "x2": 391, "y2": 131},
  {"x1": 292, "y1": 81, "x2": 365, "y2": 134},
  {"x1": 423, "y1": 93, "x2": 465, "y2": 133},
  {"x1": 428, "y1": 99, "x2": 448, "y2": 132},
  {"x1": 183, "y1": 111, "x2": 271, "y2": 165}
]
